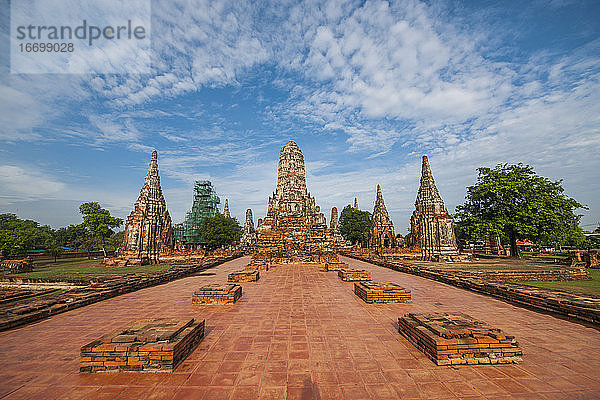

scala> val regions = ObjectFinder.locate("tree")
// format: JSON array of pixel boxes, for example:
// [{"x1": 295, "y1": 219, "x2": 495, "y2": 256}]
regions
[
  {"x1": 339, "y1": 205, "x2": 372, "y2": 246},
  {"x1": 200, "y1": 213, "x2": 242, "y2": 250},
  {"x1": 595, "y1": 225, "x2": 600, "y2": 234},
  {"x1": 46, "y1": 246, "x2": 63, "y2": 262},
  {"x1": 79, "y1": 202, "x2": 123, "y2": 257},
  {"x1": 0, "y1": 214, "x2": 53, "y2": 256},
  {"x1": 455, "y1": 164, "x2": 586, "y2": 257},
  {"x1": 106, "y1": 231, "x2": 125, "y2": 252},
  {"x1": 53, "y1": 224, "x2": 91, "y2": 251}
]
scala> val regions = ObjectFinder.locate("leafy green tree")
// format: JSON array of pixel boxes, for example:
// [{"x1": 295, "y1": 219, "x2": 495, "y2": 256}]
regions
[
  {"x1": 106, "y1": 231, "x2": 125, "y2": 252},
  {"x1": 0, "y1": 214, "x2": 53, "y2": 256},
  {"x1": 455, "y1": 164, "x2": 586, "y2": 257},
  {"x1": 200, "y1": 213, "x2": 242, "y2": 250},
  {"x1": 46, "y1": 246, "x2": 63, "y2": 262},
  {"x1": 339, "y1": 205, "x2": 372, "y2": 246},
  {"x1": 79, "y1": 202, "x2": 123, "y2": 257},
  {"x1": 53, "y1": 224, "x2": 91, "y2": 250}
]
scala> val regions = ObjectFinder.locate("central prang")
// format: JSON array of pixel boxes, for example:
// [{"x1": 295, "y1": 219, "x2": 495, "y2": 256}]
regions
[{"x1": 247, "y1": 140, "x2": 338, "y2": 268}]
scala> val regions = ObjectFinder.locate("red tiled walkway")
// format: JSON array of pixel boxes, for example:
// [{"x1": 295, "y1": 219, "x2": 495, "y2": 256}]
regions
[{"x1": 0, "y1": 256, "x2": 599, "y2": 399}]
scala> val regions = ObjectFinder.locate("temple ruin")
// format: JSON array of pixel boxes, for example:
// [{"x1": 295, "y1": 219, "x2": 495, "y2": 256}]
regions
[
  {"x1": 407, "y1": 156, "x2": 460, "y2": 261},
  {"x1": 484, "y1": 234, "x2": 506, "y2": 256},
  {"x1": 222, "y1": 199, "x2": 230, "y2": 218},
  {"x1": 119, "y1": 151, "x2": 174, "y2": 264},
  {"x1": 369, "y1": 185, "x2": 395, "y2": 249},
  {"x1": 240, "y1": 208, "x2": 258, "y2": 246},
  {"x1": 247, "y1": 140, "x2": 335, "y2": 267},
  {"x1": 330, "y1": 207, "x2": 344, "y2": 245}
]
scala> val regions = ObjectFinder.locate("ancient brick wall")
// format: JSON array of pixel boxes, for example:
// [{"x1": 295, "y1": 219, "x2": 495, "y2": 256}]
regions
[{"x1": 0, "y1": 258, "x2": 33, "y2": 274}]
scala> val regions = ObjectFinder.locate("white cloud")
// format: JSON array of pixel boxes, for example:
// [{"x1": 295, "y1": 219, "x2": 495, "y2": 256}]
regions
[
  {"x1": 0, "y1": 165, "x2": 66, "y2": 205},
  {"x1": 88, "y1": 116, "x2": 143, "y2": 143}
]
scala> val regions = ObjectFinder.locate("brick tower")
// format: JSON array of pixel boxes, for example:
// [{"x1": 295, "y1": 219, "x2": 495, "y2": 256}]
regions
[
  {"x1": 370, "y1": 185, "x2": 395, "y2": 249},
  {"x1": 408, "y1": 156, "x2": 459, "y2": 260},
  {"x1": 121, "y1": 151, "x2": 174, "y2": 264},
  {"x1": 249, "y1": 140, "x2": 335, "y2": 267},
  {"x1": 240, "y1": 209, "x2": 258, "y2": 246}
]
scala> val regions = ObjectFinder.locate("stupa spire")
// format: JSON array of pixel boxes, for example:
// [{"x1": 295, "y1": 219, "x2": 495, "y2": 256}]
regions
[
  {"x1": 370, "y1": 185, "x2": 394, "y2": 248},
  {"x1": 415, "y1": 155, "x2": 444, "y2": 214},
  {"x1": 240, "y1": 209, "x2": 257, "y2": 246},
  {"x1": 408, "y1": 155, "x2": 459, "y2": 260},
  {"x1": 330, "y1": 207, "x2": 339, "y2": 232},
  {"x1": 223, "y1": 199, "x2": 230, "y2": 218},
  {"x1": 121, "y1": 150, "x2": 174, "y2": 264},
  {"x1": 248, "y1": 139, "x2": 333, "y2": 268},
  {"x1": 276, "y1": 140, "x2": 307, "y2": 195}
]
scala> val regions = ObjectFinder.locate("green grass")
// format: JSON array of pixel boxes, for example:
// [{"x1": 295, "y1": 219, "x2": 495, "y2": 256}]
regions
[
  {"x1": 522, "y1": 270, "x2": 600, "y2": 298},
  {"x1": 4, "y1": 289, "x2": 66, "y2": 304},
  {"x1": 15, "y1": 257, "x2": 173, "y2": 278}
]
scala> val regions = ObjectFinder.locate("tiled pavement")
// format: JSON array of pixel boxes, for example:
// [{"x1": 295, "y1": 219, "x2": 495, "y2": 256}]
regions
[{"x1": 0, "y1": 255, "x2": 599, "y2": 399}]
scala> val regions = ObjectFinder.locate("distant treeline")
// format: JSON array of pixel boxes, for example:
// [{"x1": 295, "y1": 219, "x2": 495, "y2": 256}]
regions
[{"x1": 0, "y1": 202, "x2": 123, "y2": 257}]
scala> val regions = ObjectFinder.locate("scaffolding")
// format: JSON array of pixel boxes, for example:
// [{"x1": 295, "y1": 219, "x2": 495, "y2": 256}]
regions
[
  {"x1": 173, "y1": 223, "x2": 185, "y2": 242},
  {"x1": 181, "y1": 181, "x2": 220, "y2": 245}
]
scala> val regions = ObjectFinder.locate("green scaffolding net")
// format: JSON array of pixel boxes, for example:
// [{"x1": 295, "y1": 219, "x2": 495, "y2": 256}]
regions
[{"x1": 174, "y1": 180, "x2": 220, "y2": 245}]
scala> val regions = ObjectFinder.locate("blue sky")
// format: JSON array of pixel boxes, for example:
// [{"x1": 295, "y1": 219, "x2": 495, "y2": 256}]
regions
[{"x1": 1, "y1": 0, "x2": 599, "y2": 235}]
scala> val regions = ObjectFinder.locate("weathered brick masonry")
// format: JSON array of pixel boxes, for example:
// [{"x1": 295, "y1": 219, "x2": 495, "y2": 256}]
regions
[
  {"x1": 228, "y1": 270, "x2": 260, "y2": 283},
  {"x1": 344, "y1": 252, "x2": 600, "y2": 326},
  {"x1": 0, "y1": 259, "x2": 34, "y2": 274},
  {"x1": 338, "y1": 268, "x2": 371, "y2": 281},
  {"x1": 398, "y1": 312, "x2": 522, "y2": 366},
  {"x1": 80, "y1": 318, "x2": 204, "y2": 373},
  {"x1": 245, "y1": 263, "x2": 269, "y2": 271},
  {"x1": 325, "y1": 261, "x2": 349, "y2": 271},
  {"x1": 0, "y1": 253, "x2": 242, "y2": 331},
  {"x1": 450, "y1": 267, "x2": 589, "y2": 282},
  {"x1": 354, "y1": 281, "x2": 411, "y2": 303},
  {"x1": 192, "y1": 284, "x2": 242, "y2": 304}
]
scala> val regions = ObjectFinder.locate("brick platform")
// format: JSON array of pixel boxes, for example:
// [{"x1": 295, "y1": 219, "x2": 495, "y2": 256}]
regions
[
  {"x1": 343, "y1": 251, "x2": 600, "y2": 326},
  {"x1": 338, "y1": 268, "x2": 371, "y2": 281},
  {"x1": 245, "y1": 263, "x2": 269, "y2": 271},
  {"x1": 325, "y1": 261, "x2": 349, "y2": 271},
  {"x1": 191, "y1": 284, "x2": 242, "y2": 304},
  {"x1": 228, "y1": 270, "x2": 260, "y2": 283},
  {"x1": 354, "y1": 281, "x2": 411, "y2": 303},
  {"x1": 0, "y1": 258, "x2": 33, "y2": 274},
  {"x1": 398, "y1": 312, "x2": 522, "y2": 366},
  {"x1": 80, "y1": 318, "x2": 204, "y2": 373}
]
